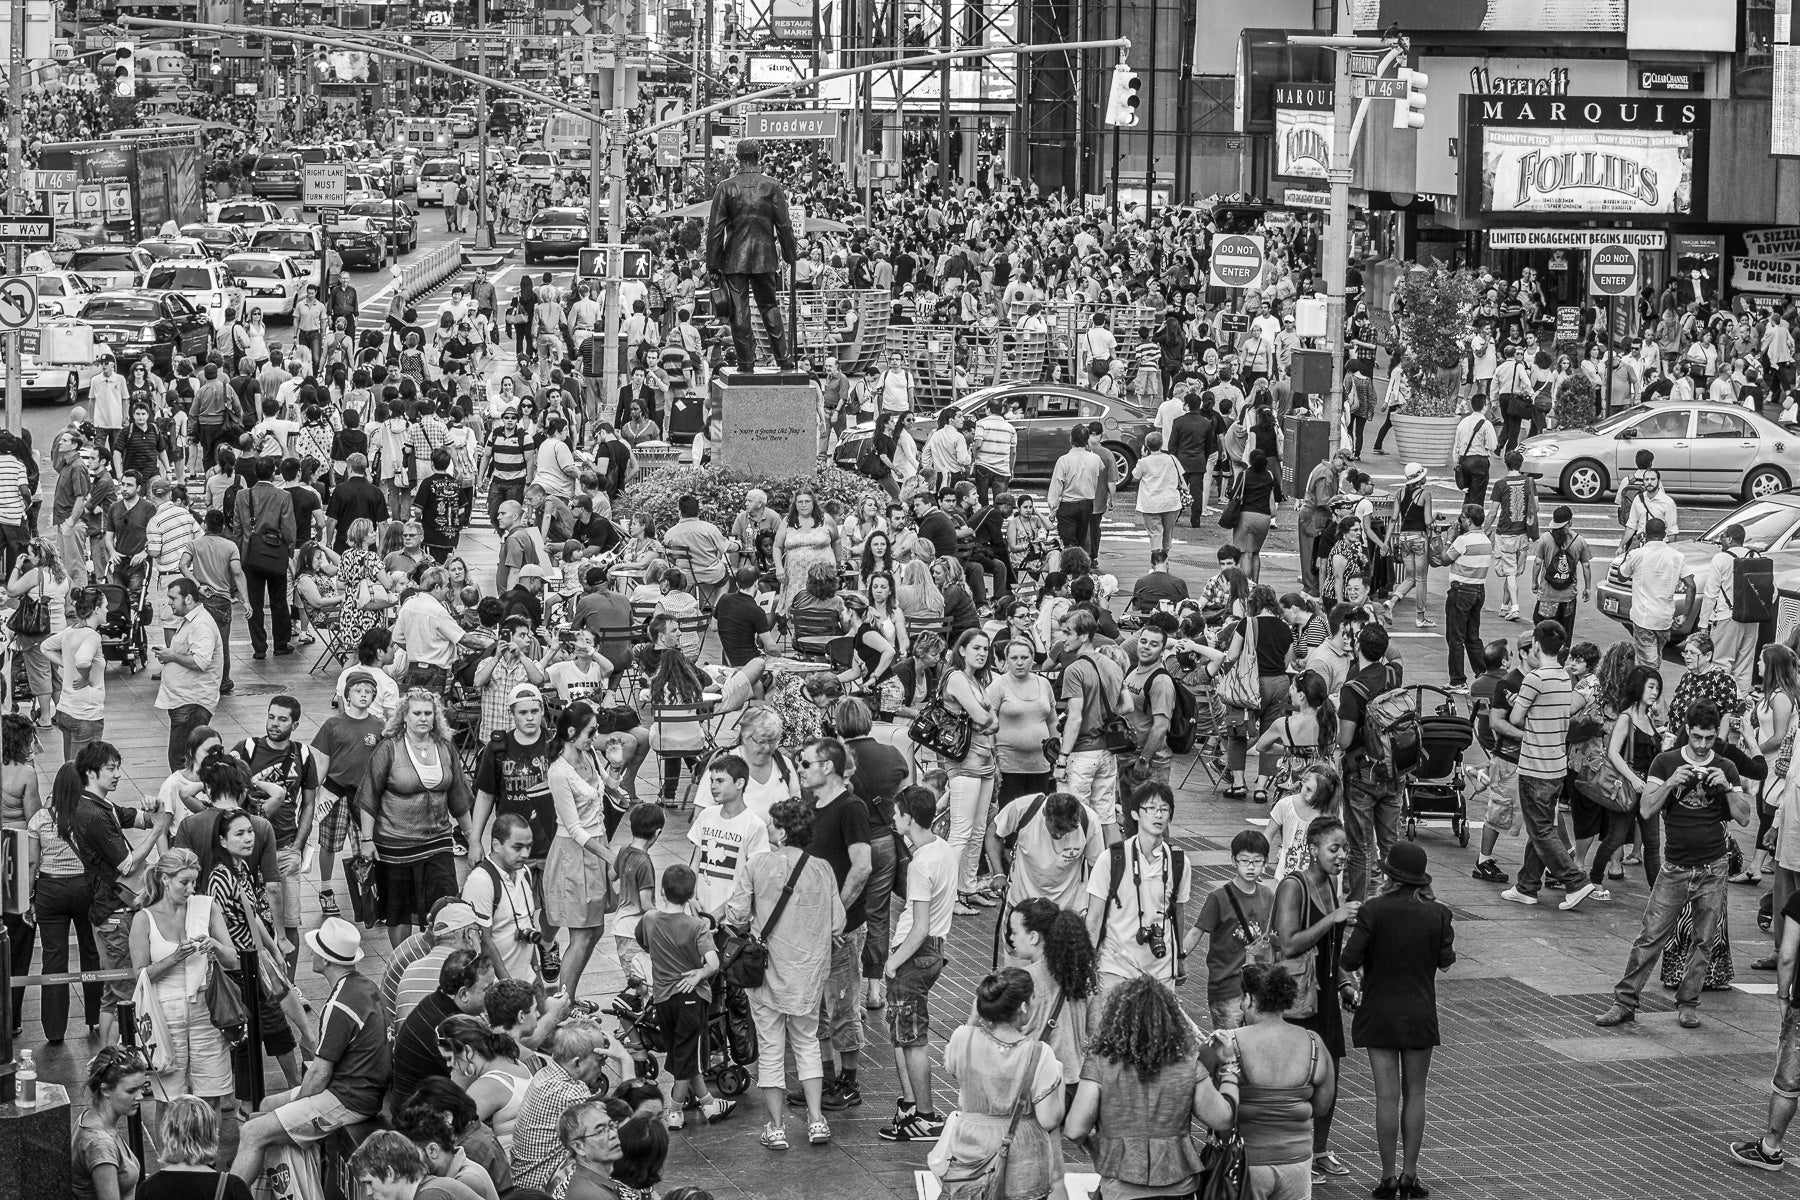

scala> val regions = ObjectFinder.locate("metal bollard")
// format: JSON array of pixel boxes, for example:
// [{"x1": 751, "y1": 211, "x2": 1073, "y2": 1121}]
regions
[
  {"x1": 116, "y1": 999, "x2": 146, "y2": 1165},
  {"x1": 242, "y1": 948, "x2": 266, "y2": 1111}
]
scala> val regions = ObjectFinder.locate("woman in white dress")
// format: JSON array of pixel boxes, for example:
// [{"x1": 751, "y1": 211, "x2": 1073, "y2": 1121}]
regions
[{"x1": 129, "y1": 848, "x2": 238, "y2": 1120}]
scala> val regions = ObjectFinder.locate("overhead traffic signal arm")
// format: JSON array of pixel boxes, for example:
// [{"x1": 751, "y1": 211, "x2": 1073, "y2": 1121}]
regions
[{"x1": 1105, "y1": 62, "x2": 1141, "y2": 128}]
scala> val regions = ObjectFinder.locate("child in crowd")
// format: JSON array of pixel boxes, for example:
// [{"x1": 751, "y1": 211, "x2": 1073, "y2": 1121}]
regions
[
  {"x1": 635, "y1": 863, "x2": 736, "y2": 1130},
  {"x1": 879, "y1": 784, "x2": 957, "y2": 1144},
  {"x1": 1184, "y1": 829, "x2": 1276, "y2": 1031},
  {"x1": 1265, "y1": 764, "x2": 1340, "y2": 879},
  {"x1": 612, "y1": 803, "x2": 664, "y2": 1015}
]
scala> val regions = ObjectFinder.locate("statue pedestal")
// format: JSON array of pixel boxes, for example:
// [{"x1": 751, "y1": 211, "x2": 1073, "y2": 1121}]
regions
[
  {"x1": 0, "y1": 1084, "x2": 72, "y2": 1197},
  {"x1": 712, "y1": 371, "x2": 820, "y2": 477}
]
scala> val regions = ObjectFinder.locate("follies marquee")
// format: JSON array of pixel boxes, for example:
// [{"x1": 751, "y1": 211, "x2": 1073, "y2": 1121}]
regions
[{"x1": 1462, "y1": 95, "x2": 1708, "y2": 220}]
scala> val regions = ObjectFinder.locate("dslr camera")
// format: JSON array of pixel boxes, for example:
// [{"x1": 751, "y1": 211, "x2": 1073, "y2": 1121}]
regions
[{"x1": 1136, "y1": 923, "x2": 1168, "y2": 960}]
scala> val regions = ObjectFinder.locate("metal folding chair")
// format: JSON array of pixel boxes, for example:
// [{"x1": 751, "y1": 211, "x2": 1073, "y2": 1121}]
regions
[
  {"x1": 789, "y1": 607, "x2": 843, "y2": 659},
  {"x1": 304, "y1": 598, "x2": 355, "y2": 674},
  {"x1": 649, "y1": 701, "x2": 721, "y2": 810}
]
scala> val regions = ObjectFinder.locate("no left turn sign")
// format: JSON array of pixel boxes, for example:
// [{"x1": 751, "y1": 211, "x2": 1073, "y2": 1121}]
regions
[
  {"x1": 1209, "y1": 234, "x2": 1266, "y2": 289},
  {"x1": 0, "y1": 277, "x2": 39, "y2": 333}
]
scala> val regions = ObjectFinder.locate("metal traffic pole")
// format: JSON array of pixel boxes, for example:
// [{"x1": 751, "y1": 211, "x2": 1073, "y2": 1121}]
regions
[
  {"x1": 476, "y1": 0, "x2": 492, "y2": 250},
  {"x1": 6, "y1": 0, "x2": 24, "y2": 436}
]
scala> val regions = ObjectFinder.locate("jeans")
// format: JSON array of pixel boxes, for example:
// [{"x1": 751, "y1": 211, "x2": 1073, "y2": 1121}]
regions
[
  {"x1": 1343, "y1": 765, "x2": 1399, "y2": 902},
  {"x1": 972, "y1": 464, "x2": 1011, "y2": 506},
  {"x1": 1612, "y1": 856, "x2": 1730, "y2": 1010},
  {"x1": 1515, "y1": 772, "x2": 1589, "y2": 895},
  {"x1": 166, "y1": 703, "x2": 213, "y2": 772},
  {"x1": 202, "y1": 594, "x2": 234, "y2": 690},
  {"x1": 487, "y1": 479, "x2": 526, "y2": 530},
  {"x1": 1444, "y1": 584, "x2": 1485, "y2": 686},
  {"x1": 53, "y1": 710, "x2": 104, "y2": 764},
  {"x1": 1587, "y1": 805, "x2": 1660, "y2": 886},
  {"x1": 1632, "y1": 624, "x2": 1671, "y2": 668},
  {"x1": 1055, "y1": 502, "x2": 1090, "y2": 557},
  {"x1": 816, "y1": 926, "x2": 866, "y2": 1059},
  {"x1": 1185, "y1": 471, "x2": 1209, "y2": 526},
  {"x1": 244, "y1": 564, "x2": 292, "y2": 654},
  {"x1": 861, "y1": 830, "x2": 897, "y2": 980},
  {"x1": 33, "y1": 872, "x2": 101, "y2": 1039},
  {"x1": 946, "y1": 775, "x2": 992, "y2": 894}
]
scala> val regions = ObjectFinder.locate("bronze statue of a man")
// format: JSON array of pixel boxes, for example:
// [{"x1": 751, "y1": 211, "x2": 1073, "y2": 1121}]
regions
[{"x1": 705, "y1": 139, "x2": 798, "y2": 372}]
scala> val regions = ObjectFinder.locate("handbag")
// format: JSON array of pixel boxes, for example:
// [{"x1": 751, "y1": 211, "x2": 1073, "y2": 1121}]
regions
[
  {"x1": 1198, "y1": 1109, "x2": 1251, "y2": 1200},
  {"x1": 908, "y1": 675, "x2": 974, "y2": 760},
  {"x1": 1275, "y1": 875, "x2": 1326, "y2": 1019},
  {"x1": 206, "y1": 954, "x2": 249, "y2": 1037},
  {"x1": 347, "y1": 855, "x2": 381, "y2": 927},
  {"x1": 7, "y1": 575, "x2": 48, "y2": 638},
  {"x1": 1079, "y1": 652, "x2": 1138, "y2": 755},
  {"x1": 1214, "y1": 615, "x2": 1262, "y2": 714},
  {"x1": 932, "y1": 1042, "x2": 1046, "y2": 1199},
  {"x1": 719, "y1": 851, "x2": 811, "y2": 990},
  {"x1": 238, "y1": 890, "x2": 292, "y2": 1001},
  {"x1": 1216, "y1": 475, "x2": 1245, "y2": 530}
]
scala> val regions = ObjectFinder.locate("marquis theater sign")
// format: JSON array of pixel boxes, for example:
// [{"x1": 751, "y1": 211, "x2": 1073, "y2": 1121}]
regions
[
  {"x1": 1273, "y1": 83, "x2": 1332, "y2": 182},
  {"x1": 1465, "y1": 94, "x2": 1708, "y2": 219}
]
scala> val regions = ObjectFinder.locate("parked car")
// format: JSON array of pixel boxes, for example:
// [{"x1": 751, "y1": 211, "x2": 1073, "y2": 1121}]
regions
[
  {"x1": 223, "y1": 252, "x2": 308, "y2": 319},
  {"x1": 523, "y1": 207, "x2": 590, "y2": 264},
  {"x1": 1594, "y1": 492, "x2": 1800, "y2": 661},
  {"x1": 326, "y1": 217, "x2": 389, "y2": 270},
  {"x1": 448, "y1": 105, "x2": 478, "y2": 138},
  {"x1": 249, "y1": 151, "x2": 305, "y2": 198},
  {"x1": 64, "y1": 246, "x2": 153, "y2": 291},
  {"x1": 80, "y1": 290, "x2": 213, "y2": 370},
  {"x1": 1522, "y1": 401, "x2": 1800, "y2": 503},
  {"x1": 144, "y1": 260, "x2": 244, "y2": 332},
  {"x1": 832, "y1": 382, "x2": 1151, "y2": 488},
  {"x1": 346, "y1": 198, "x2": 420, "y2": 255}
]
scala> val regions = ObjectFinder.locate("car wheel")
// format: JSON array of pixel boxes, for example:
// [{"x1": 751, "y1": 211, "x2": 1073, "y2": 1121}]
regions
[
  {"x1": 525, "y1": 250, "x2": 537, "y2": 265},
  {"x1": 1559, "y1": 459, "x2": 1608, "y2": 502},
  {"x1": 1103, "y1": 442, "x2": 1137, "y2": 490},
  {"x1": 63, "y1": 375, "x2": 78, "y2": 406},
  {"x1": 1744, "y1": 464, "x2": 1790, "y2": 501}
]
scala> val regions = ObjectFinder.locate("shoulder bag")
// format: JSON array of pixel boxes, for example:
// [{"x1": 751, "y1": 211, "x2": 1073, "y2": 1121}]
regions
[
  {"x1": 719, "y1": 851, "x2": 811, "y2": 990},
  {"x1": 932, "y1": 1041, "x2": 1046, "y2": 1200},
  {"x1": 1216, "y1": 473, "x2": 1246, "y2": 530},
  {"x1": 1274, "y1": 874, "x2": 1328, "y2": 1019},
  {"x1": 7, "y1": 572, "x2": 48, "y2": 638},
  {"x1": 1214, "y1": 616, "x2": 1262, "y2": 714},
  {"x1": 908, "y1": 672, "x2": 974, "y2": 760},
  {"x1": 1079, "y1": 652, "x2": 1138, "y2": 755}
]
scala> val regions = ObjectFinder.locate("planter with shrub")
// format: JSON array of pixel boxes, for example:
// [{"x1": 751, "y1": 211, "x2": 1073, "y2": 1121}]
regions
[
  {"x1": 1389, "y1": 267, "x2": 1479, "y2": 466},
  {"x1": 614, "y1": 464, "x2": 887, "y2": 537}
]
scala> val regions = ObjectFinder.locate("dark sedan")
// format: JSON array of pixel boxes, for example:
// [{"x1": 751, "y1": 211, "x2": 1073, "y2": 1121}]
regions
[
  {"x1": 832, "y1": 382, "x2": 1154, "y2": 488},
  {"x1": 180, "y1": 223, "x2": 252, "y2": 258},
  {"x1": 346, "y1": 199, "x2": 419, "y2": 255},
  {"x1": 524, "y1": 206, "x2": 590, "y2": 264},
  {"x1": 326, "y1": 217, "x2": 389, "y2": 269},
  {"x1": 81, "y1": 290, "x2": 214, "y2": 372}
]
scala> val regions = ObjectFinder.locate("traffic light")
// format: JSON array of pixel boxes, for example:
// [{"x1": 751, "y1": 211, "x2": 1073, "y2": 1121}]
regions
[
  {"x1": 620, "y1": 248, "x2": 651, "y2": 279},
  {"x1": 1104, "y1": 62, "x2": 1141, "y2": 128},
  {"x1": 1393, "y1": 66, "x2": 1429, "y2": 129},
  {"x1": 210, "y1": 46, "x2": 222, "y2": 75},
  {"x1": 110, "y1": 43, "x2": 135, "y2": 99}
]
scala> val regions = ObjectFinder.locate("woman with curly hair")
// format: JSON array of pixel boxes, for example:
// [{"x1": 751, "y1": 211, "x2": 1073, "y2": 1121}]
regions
[
  {"x1": 1002, "y1": 898, "x2": 1097, "y2": 1098},
  {"x1": 1227, "y1": 962, "x2": 1338, "y2": 1200},
  {"x1": 1063, "y1": 975, "x2": 1237, "y2": 1198},
  {"x1": 790, "y1": 560, "x2": 847, "y2": 625},
  {"x1": 773, "y1": 489, "x2": 841, "y2": 610},
  {"x1": 336, "y1": 517, "x2": 392, "y2": 649},
  {"x1": 355, "y1": 688, "x2": 475, "y2": 947},
  {"x1": 936, "y1": 968, "x2": 1067, "y2": 1200},
  {"x1": 933, "y1": 556, "x2": 980, "y2": 638}
]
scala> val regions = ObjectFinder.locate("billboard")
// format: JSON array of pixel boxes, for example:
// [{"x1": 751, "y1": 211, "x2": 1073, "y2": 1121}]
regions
[
  {"x1": 1273, "y1": 85, "x2": 1331, "y2": 181},
  {"x1": 1350, "y1": 0, "x2": 1623, "y2": 32}
]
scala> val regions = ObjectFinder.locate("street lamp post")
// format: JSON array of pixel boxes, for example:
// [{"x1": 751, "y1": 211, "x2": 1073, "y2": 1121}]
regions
[
  {"x1": 5, "y1": 0, "x2": 25, "y2": 437},
  {"x1": 476, "y1": 0, "x2": 491, "y2": 250}
]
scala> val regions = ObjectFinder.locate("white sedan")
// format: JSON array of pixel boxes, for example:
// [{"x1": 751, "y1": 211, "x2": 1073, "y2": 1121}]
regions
[
  {"x1": 29, "y1": 269, "x2": 102, "y2": 319},
  {"x1": 144, "y1": 259, "x2": 245, "y2": 332},
  {"x1": 224, "y1": 252, "x2": 307, "y2": 319}
]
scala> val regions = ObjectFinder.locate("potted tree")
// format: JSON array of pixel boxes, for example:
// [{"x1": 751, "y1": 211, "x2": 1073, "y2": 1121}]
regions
[{"x1": 1388, "y1": 266, "x2": 1480, "y2": 466}]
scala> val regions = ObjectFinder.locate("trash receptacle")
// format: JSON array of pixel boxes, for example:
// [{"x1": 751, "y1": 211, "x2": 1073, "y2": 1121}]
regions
[{"x1": 1283, "y1": 415, "x2": 1332, "y2": 497}]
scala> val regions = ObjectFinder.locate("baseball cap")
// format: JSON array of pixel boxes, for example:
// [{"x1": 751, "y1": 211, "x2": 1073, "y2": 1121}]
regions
[
  {"x1": 149, "y1": 477, "x2": 172, "y2": 498},
  {"x1": 344, "y1": 669, "x2": 379, "y2": 693},
  {"x1": 430, "y1": 901, "x2": 486, "y2": 934},
  {"x1": 509, "y1": 683, "x2": 544, "y2": 709},
  {"x1": 517, "y1": 564, "x2": 551, "y2": 582},
  {"x1": 1551, "y1": 505, "x2": 1573, "y2": 528}
]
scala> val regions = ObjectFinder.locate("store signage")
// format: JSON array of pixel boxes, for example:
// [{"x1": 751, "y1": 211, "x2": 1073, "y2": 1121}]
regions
[
  {"x1": 1637, "y1": 65, "x2": 1702, "y2": 92},
  {"x1": 1350, "y1": 0, "x2": 1623, "y2": 33},
  {"x1": 1274, "y1": 109, "x2": 1330, "y2": 180},
  {"x1": 1486, "y1": 228, "x2": 1667, "y2": 250},
  {"x1": 1468, "y1": 65, "x2": 1571, "y2": 96},
  {"x1": 1732, "y1": 256, "x2": 1800, "y2": 296},
  {"x1": 1272, "y1": 83, "x2": 1332, "y2": 109},
  {"x1": 1282, "y1": 188, "x2": 1330, "y2": 211},
  {"x1": 1478, "y1": 128, "x2": 1693, "y2": 215},
  {"x1": 1672, "y1": 234, "x2": 1724, "y2": 259},
  {"x1": 1742, "y1": 228, "x2": 1800, "y2": 258},
  {"x1": 1473, "y1": 96, "x2": 1706, "y2": 129}
]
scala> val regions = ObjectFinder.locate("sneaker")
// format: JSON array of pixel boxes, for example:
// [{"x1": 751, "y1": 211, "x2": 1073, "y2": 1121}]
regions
[
  {"x1": 664, "y1": 1110, "x2": 685, "y2": 1131},
  {"x1": 539, "y1": 942, "x2": 563, "y2": 984},
  {"x1": 760, "y1": 1125, "x2": 789, "y2": 1151},
  {"x1": 1729, "y1": 1138, "x2": 1786, "y2": 1171},
  {"x1": 1470, "y1": 859, "x2": 1510, "y2": 884},
  {"x1": 1559, "y1": 882, "x2": 1598, "y2": 910},
  {"x1": 1446, "y1": 683, "x2": 1469, "y2": 696},
  {"x1": 807, "y1": 1120, "x2": 832, "y2": 1145},
  {"x1": 318, "y1": 891, "x2": 341, "y2": 919},
  {"x1": 1593, "y1": 1004, "x2": 1636, "y2": 1027},
  {"x1": 1678, "y1": 1006, "x2": 1701, "y2": 1029},
  {"x1": 863, "y1": 979, "x2": 887, "y2": 1010},
  {"x1": 967, "y1": 891, "x2": 998, "y2": 908},
  {"x1": 828, "y1": 1077, "x2": 862, "y2": 1108},
  {"x1": 1589, "y1": 888, "x2": 1611, "y2": 902},
  {"x1": 919, "y1": 1112, "x2": 948, "y2": 1136},
  {"x1": 1315, "y1": 1152, "x2": 1350, "y2": 1176},
  {"x1": 877, "y1": 1103, "x2": 935, "y2": 1142},
  {"x1": 700, "y1": 1098, "x2": 737, "y2": 1123},
  {"x1": 1499, "y1": 887, "x2": 1538, "y2": 906}
]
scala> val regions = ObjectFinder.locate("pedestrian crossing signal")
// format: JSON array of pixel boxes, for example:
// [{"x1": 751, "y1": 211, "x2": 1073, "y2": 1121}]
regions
[{"x1": 620, "y1": 248, "x2": 651, "y2": 280}]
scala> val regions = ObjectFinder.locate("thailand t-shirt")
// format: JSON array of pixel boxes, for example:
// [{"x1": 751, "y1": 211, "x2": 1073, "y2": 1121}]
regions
[
  {"x1": 687, "y1": 804, "x2": 771, "y2": 916},
  {"x1": 1647, "y1": 748, "x2": 1739, "y2": 866}
]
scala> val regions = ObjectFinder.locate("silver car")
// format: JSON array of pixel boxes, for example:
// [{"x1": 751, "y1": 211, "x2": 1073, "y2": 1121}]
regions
[{"x1": 1521, "y1": 402, "x2": 1800, "y2": 503}]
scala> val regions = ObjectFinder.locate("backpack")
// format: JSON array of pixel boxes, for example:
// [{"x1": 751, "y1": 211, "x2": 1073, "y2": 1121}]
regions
[
  {"x1": 471, "y1": 859, "x2": 540, "y2": 930},
  {"x1": 1345, "y1": 664, "x2": 1420, "y2": 785},
  {"x1": 998, "y1": 792, "x2": 1091, "y2": 867},
  {"x1": 856, "y1": 442, "x2": 890, "y2": 480},
  {"x1": 1097, "y1": 841, "x2": 1187, "y2": 958},
  {"x1": 1148, "y1": 667, "x2": 1200, "y2": 756},
  {"x1": 1616, "y1": 480, "x2": 1644, "y2": 527},
  {"x1": 1731, "y1": 548, "x2": 1777, "y2": 623},
  {"x1": 1544, "y1": 529, "x2": 1577, "y2": 591}
]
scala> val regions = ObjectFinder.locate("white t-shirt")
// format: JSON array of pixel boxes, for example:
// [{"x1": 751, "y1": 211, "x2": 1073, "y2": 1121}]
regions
[
  {"x1": 547, "y1": 659, "x2": 607, "y2": 707},
  {"x1": 1266, "y1": 795, "x2": 1320, "y2": 878},
  {"x1": 43, "y1": 628, "x2": 103, "y2": 721},
  {"x1": 532, "y1": 437, "x2": 576, "y2": 498},
  {"x1": 893, "y1": 837, "x2": 959, "y2": 949},
  {"x1": 335, "y1": 663, "x2": 402, "y2": 722},
  {"x1": 687, "y1": 804, "x2": 771, "y2": 916},
  {"x1": 251, "y1": 417, "x2": 301, "y2": 458},
  {"x1": 463, "y1": 861, "x2": 539, "y2": 984},
  {"x1": 1087, "y1": 838, "x2": 1191, "y2": 984},
  {"x1": 692, "y1": 750, "x2": 800, "y2": 820},
  {"x1": 991, "y1": 794, "x2": 1104, "y2": 910},
  {"x1": 161, "y1": 771, "x2": 205, "y2": 825}
]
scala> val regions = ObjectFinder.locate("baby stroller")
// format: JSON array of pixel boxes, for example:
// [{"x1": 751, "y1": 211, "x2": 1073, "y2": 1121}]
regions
[
  {"x1": 608, "y1": 977, "x2": 757, "y2": 1099},
  {"x1": 95, "y1": 579, "x2": 151, "y2": 674},
  {"x1": 1399, "y1": 685, "x2": 1475, "y2": 846}
]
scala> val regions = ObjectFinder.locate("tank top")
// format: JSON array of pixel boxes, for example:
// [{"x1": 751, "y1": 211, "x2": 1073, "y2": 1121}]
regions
[
  {"x1": 147, "y1": 894, "x2": 214, "y2": 1001},
  {"x1": 478, "y1": 1067, "x2": 533, "y2": 1150},
  {"x1": 1236, "y1": 1033, "x2": 1320, "y2": 1166},
  {"x1": 1399, "y1": 482, "x2": 1429, "y2": 532}
]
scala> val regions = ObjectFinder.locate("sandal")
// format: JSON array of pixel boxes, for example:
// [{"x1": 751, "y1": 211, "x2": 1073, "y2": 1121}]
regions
[
  {"x1": 760, "y1": 1125, "x2": 789, "y2": 1151},
  {"x1": 953, "y1": 900, "x2": 979, "y2": 917},
  {"x1": 1621, "y1": 850, "x2": 1641, "y2": 865},
  {"x1": 1728, "y1": 871, "x2": 1760, "y2": 885}
]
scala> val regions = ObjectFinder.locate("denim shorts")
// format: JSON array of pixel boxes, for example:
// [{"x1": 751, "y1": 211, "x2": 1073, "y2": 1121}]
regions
[{"x1": 885, "y1": 937, "x2": 945, "y2": 1048}]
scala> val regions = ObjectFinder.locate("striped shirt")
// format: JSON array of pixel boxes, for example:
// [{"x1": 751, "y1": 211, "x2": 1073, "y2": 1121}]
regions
[
  {"x1": 971, "y1": 414, "x2": 1017, "y2": 474},
  {"x1": 1134, "y1": 339, "x2": 1162, "y2": 369},
  {"x1": 486, "y1": 427, "x2": 528, "y2": 480},
  {"x1": 0, "y1": 455, "x2": 27, "y2": 525},
  {"x1": 146, "y1": 502, "x2": 199, "y2": 574},
  {"x1": 1514, "y1": 663, "x2": 1574, "y2": 779},
  {"x1": 1448, "y1": 531, "x2": 1492, "y2": 586}
]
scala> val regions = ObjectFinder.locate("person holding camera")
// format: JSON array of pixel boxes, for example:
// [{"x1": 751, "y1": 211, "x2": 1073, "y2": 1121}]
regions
[
  {"x1": 1596, "y1": 698, "x2": 1754, "y2": 1030},
  {"x1": 1084, "y1": 782, "x2": 1190, "y2": 1004}
]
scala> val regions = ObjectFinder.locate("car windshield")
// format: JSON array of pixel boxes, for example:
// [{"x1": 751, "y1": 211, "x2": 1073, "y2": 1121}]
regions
[
  {"x1": 68, "y1": 251, "x2": 138, "y2": 271},
  {"x1": 139, "y1": 242, "x2": 196, "y2": 261},
  {"x1": 1701, "y1": 501, "x2": 1800, "y2": 549},
  {"x1": 348, "y1": 201, "x2": 406, "y2": 217},
  {"x1": 84, "y1": 298, "x2": 161, "y2": 322},
  {"x1": 540, "y1": 211, "x2": 584, "y2": 225},
  {"x1": 1590, "y1": 404, "x2": 1650, "y2": 434},
  {"x1": 252, "y1": 231, "x2": 316, "y2": 253},
  {"x1": 218, "y1": 205, "x2": 268, "y2": 223},
  {"x1": 520, "y1": 153, "x2": 551, "y2": 166},
  {"x1": 332, "y1": 219, "x2": 377, "y2": 234},
  {"x1": 228, "y1": 259, "x2": 286, "y2": 279},
  {"x1": 420, "y1": 161, "x2": 456, "y2": 178},
  {"x1": 147, "y1": 266, "x2": 217, "y2": 290},
  {"x1": 295, "y1": 147, "x2": 332, "y2": 163}
]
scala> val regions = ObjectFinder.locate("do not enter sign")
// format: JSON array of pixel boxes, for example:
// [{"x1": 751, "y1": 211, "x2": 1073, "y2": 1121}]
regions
[
  {"x1": 1209, "y1": 234, "x2": 1266, "y2": 289},
  {"x1": 1588, "y1": 244, "x2": 1638, "y2": 297}
]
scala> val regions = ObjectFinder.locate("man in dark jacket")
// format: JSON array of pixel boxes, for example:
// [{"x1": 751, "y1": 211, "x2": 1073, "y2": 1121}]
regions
[
  {"x1": 233, "y1": 457, "x2": 297, "y2": 659},
  {"x1": 705, "y1": 139, "x2": 798, "y2": 372},
  {"x1": 1166, "y1": 390, "x2": 1213, "y2": 527}
]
